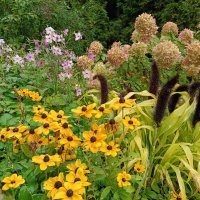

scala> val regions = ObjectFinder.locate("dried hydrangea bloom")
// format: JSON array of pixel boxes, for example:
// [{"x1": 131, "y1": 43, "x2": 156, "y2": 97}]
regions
[
  {"x1": 130, "y1": 42, "x2": 147, "y2": 57},
  {"x1": 161, "y1": 22, "x2": 179, "y2": 36},
  {"x1": 76, "y1": 55, "x2": 94, "y2": 69},
  {"x1": 93, "y1": 62, "x2": 108, "y2": 75},
  {"x1": 111, "y1": 41, "x2": 122, "y2": 48},
  {"x1": 182, "y1": 41, "x2": 200, "y2": 68},
  {"x1": 131, "y1": 30, "x2": 141, "y2": 42},
  {"x1": 134, "y1": 13, "x2": 158, "y2": 43},
  {"x1": 107, "y1": 45, "x2": 128, "y2": 67},
  {"x1": 88, "y1": 41, "x2": 103, "y2": 55},
  {"x1": 186, "y1": 66, "x2": 200, "y2": 77},
  {"x1": 152, "y1": 41, "x2": 181, "y2": 69},
  {"x1": 122, "y1": 45, "x2": 131, "y2": 61},
  {"x1": 178, "y1": 29, "x2": 194, "y2": 44}
]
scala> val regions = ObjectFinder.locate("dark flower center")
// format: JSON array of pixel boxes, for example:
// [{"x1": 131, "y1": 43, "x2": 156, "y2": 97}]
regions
[
  {"x1": 43, "y1": 123, "x2": 49, "y2": 128},
  {"x1": 68, "y1": 151, "x2": 73, "y2": 155},
  {"x1": 75, "y1": 167, "x2": 79, "y2": 173},
  {"x1": 119, "y1": 97, "x2": 125, "y2": 103},
  {"x1": 177, "y1": 197, "x2": 182, "y2": 200},
  {"x1": 90, "y1": 136, "x2": 96, "y2": 143},
  {"x1": 37, "y1": 108, "x2": 41, "y2": 110},
  {"x1": 109, "y1": 119, "x2": 115, "y2": 125},
  {"x1": 29, "y1": 129, "x2": 35, "y2": 134},
  {"x1": 58, "y1": 147, "x2": 63, "y2": 155},
  {"x1": 6, "y1": 128, "x2": 10, "y2": 131},
  {"x1": 41, "y1": 113, "x2": 47, "y2": 119},
  {"x1": 13, "y1": 127, "x2": 19, "y2": 132},
  {"x1": 62, "y1": 123, "x2": 68, "y2": 128},
  {"x1": 98, "y1": 107, "x2": 104, "y2": 112},
  {"x1": 1, "y1": 135, "x2": 5, "y2": 139},
  {"x1": 54, "y1": 181, "x2": 62, "y2": 189},
  {"x1": 38, "y1": 140, "x2": 42, "y2": 144},
  {"x1": 107, "y1": 145, "x2": 113, "y2": 150},
  {"x1": 49, "y1": 138, "x2": 52, "y2": 142},
  {"x1": 43, "y1": 155, "x2": 50, "y2": 162},
  {"x1": 67, "y1": 136, "x2": 73, "y2": 141},
  {"x1": 94, "y1": 130, "x2": 98, "y2": 133},
  {"x1": 128, "y1": 120, "x2": 133, "y2": 125},
  {"x1": 122, "y1": 178, "x2": 126, "y2": 182},
  {"x1": 66, "y1": 189, "x2": 73, "y2": 197},
  {"x1": 11, "y1": 180, "x2": 15, "y2": 184},
  {"x1": 81, "y1": 107, "x2": 87, "y2": 112},
  {"x1": 74, "y1": 177, "x2": 81, "y2": 182},
  {"x1": 57, "y1": 114, "x2": 62, "y2": 118},
  {"x1": 137, "y1": 168, "x2": 141, "y2": 171}
]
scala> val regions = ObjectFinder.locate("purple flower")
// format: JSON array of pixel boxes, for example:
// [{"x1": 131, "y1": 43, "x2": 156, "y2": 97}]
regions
[
  {"x1": 58, "y1": 72, "x2": 72, "y2": 81},
  {"x1": 25, "y1": 52, "x2": 35, "y2": 62},
  {"x1": 51, "y1": 46, "x2": 62, "y2": 56},
  {"x1": 88, "y1": 52, "x2": 96, "y2": 61},
  {"x1": 82, "y1": 69, "x2": 92, "y2": 79},
  {"x1": 13, "y1": 55, "x2": 24, "y2": 66},
  {"x1": 45, "y1": 35, "x2": 53, "y2": 44},
  {"x1": 45, "y1": 27, "x2": 55, "y2": 35},
  {"x1": 63, "y1": 29, "x2": 69, "y2": 36},
  {"x1": 34, "y1": 40, "x2": 40, "y2": 48},
  {"x1": 74, "y1": 31, "x2": 83, "y2": 41},
  {"x1": 35, "y1": 60, "x2": 43, "y2": 67},
  {"x1": 75, "y1": 86, "x2": 82, "y2": 96},
  {"x1": 52, "y1": 33, "x2": 64, "y2": 43},
  {"x1": 62, "y1": 60, "x2": 73, "y2": 70}
]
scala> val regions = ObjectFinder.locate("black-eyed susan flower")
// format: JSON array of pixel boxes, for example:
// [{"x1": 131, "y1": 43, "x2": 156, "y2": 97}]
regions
[
  {"x1": 58, "y1": 122, "x2": 73, "y2": 135},
  {"x1": 28, "y1": 91, "x2": 42, "y2": 101},
  {"x1": 57, "y1": 146, "x2": 77, "y2": 162},
  {"x1": 122, "y1": 116, "x2": 140, "y2": 129},
  {"x1": 66, "y1": 168, "x2": 91, "y2": 194},
  {"x1": 32, "y1": 154, "x2": 61, "y2": 170},
  {"x1": 36, "y1": 122, "x2": 59, "y2": 135},
  {"x1": 59, "y1": 130, "x2": 81, "y2": 149},
  {"x1": 71, "y1": 103, "x2": 96, "y2": 118},
  {"x1": 0, "y1": 129, "x2": 8, "y2": 142},
  {"x1": 82, "y1": 130, "x2": 107, "y2": 153},
  {"x1": 109, "y1": 96, "x2": 135, "y2": 110},
  {"x1": 101, "y1": 141, "x2": 120, "y2": 157},
  {"x1": 134, "y1": 162, "x2": 145, "y2": 173},
  {"x1": 54, "y1": 182, "x2": 83, "y2": 200},
  {"x1": 17, "y1": 88, "x2": 29, "y2": 97},
  {"x1": 94, "y1": 104, "x2": 111, "y2": 118},
  {"x1": 67, "y1": 159, "x2": 90, "y2": 174},
  {"x1": 1, "y1": 174, "x2": 25, "y2": 191},
  {"x1": 91, "y1": 123, "x2": 107, "y2": 135},
  {"x1": 33, "y1": 105, "x2": 45, "y2": 114},
  {"x1": 104, "y1": 119, "x2": 119, "y2": 133},
  {"x1": 33, "y1": 111, "x2": 51, "y2": 123},
  {"x1": 24, "y1": 128, "x2": 40, "y2": 144},
  {"x1": 7, "y1": 125, "x2": 27, "y2": 139},
  {"x1": 49, "y1": 110, "x2": 69, "y2": 122},
  {"x1": 117, "y1": 172, "x2": 131, "y2": 187},
  {"x1": 43, "y1": 172, "x2": 65, "y2": 198},
  {"x1": 36, "y1": 137, "x2": 48, "y2": 148}
]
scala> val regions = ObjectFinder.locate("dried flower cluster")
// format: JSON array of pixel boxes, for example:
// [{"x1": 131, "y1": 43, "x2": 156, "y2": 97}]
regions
[
  {"x1": 88, "y1": 41, "x2": 103, "y2": 55},
  {"x1": 134, "y1": 13, "x2": 158, "y2": 43},
  {"x1": 130, "y1": 42, "x2": 147, "y2": 57},
  {"x1": 178, "y1": 29, "x2": 194, "y2": 44},
  {"x1": 161, "y1": 22, "x2": 179, "y2": 36},
  {"x1": 152, "y1": 41, "x2": 181, "y2": 68},
  {"x1": 77, "y1": 55, "x2": 94, "y2": 69}
]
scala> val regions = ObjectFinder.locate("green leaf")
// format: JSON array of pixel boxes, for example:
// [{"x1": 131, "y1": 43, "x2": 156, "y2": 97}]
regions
[
  {"x1": 32, "y1": 194, "x2": 48, "y2": 200},
  {"x1": 100, "y1": 186, "x2": 112, "y2": 200},
  {"x1": 18, "y1": 186, "x2": 33, "y2": 200},
  {"x1": 21, "y1": 144, "x2": 34, "y2": 158}
]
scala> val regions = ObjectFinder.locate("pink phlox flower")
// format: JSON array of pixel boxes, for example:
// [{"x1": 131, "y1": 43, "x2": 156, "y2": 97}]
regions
[
  {"x1": 51, "y1": 46, "x2": 62, "y2": 56},
  {"x1": 13, "y1": 55, "x2": 24, "y2": 66},
  {"x1": 62, "y1": 60, "x2": 73, "y2": 70},
  {"x1": 82, "y1": 69, "x2": 92, "y2": 79},
  {"x1": 74, "y1": 31, "x2": 83, "y2": 41},
  {"x1": 25, "y1": 52, "x2": 35, "y2": 62}
]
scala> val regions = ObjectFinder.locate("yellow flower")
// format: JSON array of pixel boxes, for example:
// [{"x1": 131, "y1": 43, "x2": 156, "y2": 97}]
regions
[
  {"x1": 17, "y1": 89, "x2": 29, "y2": 97},
  {"x1": 59, "y1": 130, "x2": 81, "y2": 149},
  {"x1": 170, "y1": 192, "x2": 186, "y2": 200},
  {"x1": 109, "y1": 97, "x2": 135, "y2": 110},
  {"x1": 32, "y1": 154, "x2": 61, "y2": 170},
  {"x1": 36, "y1": 122, "x2": 59, "y2": 135},
  {"x1": 43, "y1": 173, "x2": 65, "y2": 198},
  {"x1": 7, "y1": 125, "x2": 27, "y2": 139},
  {"x1": 24, "y1": 128, "x2": 40, "y2": 144},
  {"x1": 94, "y1": 104, "x2": 111, "y2": 118},
  {"x1": 28, "y1": 91, "x2": 42, "y2": 101},
  {"x1": 71, "y1": 103, "x2": 96, "y2": 118},
  {"x1": 66, "y1": 168, "x2": 91, "y2": 193},
  {"x1": 36, "y1": 137, "x2": 48, "y2": 147},
  {"x1": 33, "y1": 105, "x2": 45, "y2": 114},
  {"x1": 83, "y1": 130, "x2": 107, "y2": 153},
  {"x1": 54, "y1": 182, "x2": 83, "y2": 200},
  {"x1": 2, "y1": 174, "x2": 25, "y2": 191},
  {"x1": 0, "y1": 128, "x2": 8, "y2": 142},
  {"x1": 122, "y1": 116, "x2": 140, "y2": 129},
  {"x1": 134, "y1": 162, "x2": 145, "y2": 173},
  {"x1": 67, "y1": 159, "x2": 90, "y2": 174},
  {"x1": 49, "y1": 110, "x2": 69, "y2": 122},
  {"x1": 101, "y1": 141, "x2": 120, "y2": 157},
  {"x1": 57, "y1": 147, "x2": 77, "y2": 162},
  {"x1": 33, "y1": 111, "x2": 51, "y2": 123},
  {"x1": 58, "y1": 122, "x2": 73, "y2": 135},
  {"x1": 117, "y1": 172, "x2": 131, "y2": 187}
]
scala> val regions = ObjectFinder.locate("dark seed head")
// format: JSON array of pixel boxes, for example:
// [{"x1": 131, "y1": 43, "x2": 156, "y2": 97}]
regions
[
  {"x1": 119, "y1": 97, "x2": 125, "y2": 103},
  {"x1": 109, "y1": 119, "x2": 115, "y2": 125},
  {"x1": 66, "y1": 189, "x2": 73, "y2": 197},
  {"x1": 43, "y1": 155, "x2": 50, "y2": 162},
  {"x1": 67, "y1": 136, "x2": 73, "y2": 141},
  {"x1": 90, "y1": 136, "x2": 96, "y2": 143},
  {"x1": 43, "y1": 123, "x2": 49, "y2": 128},
  {"x1": 57, "y1": 148, "x2": 63, "y2": 155},
  {"x1": 29, "y1": 129, "x2": 35, "y2": 134},
  {"x1": 6, "y1": 128, "x2": 10, "y2": 131},
  {"x1": 62, "y1": 123, "x2": 68, "y2": 128},
  {"x1": 13, "y1": 127, "x2": 19, "y2": 132},
  {"x1": 81, "y1": 107, "x2": 87, "y2": 112},
  {"x1": 176, "y1": 197, "x2": 182, "y2": 200},
  {"x1": 1, "y1": 135, "x2": 5, "y2": 139},
  {"x1": 122, "y1": 178, "x2": 126, "y2": 182},
  {"x1": 41, "y1": 113, "x2": 47, "y2": 119},
  {"x1": 57, "y1": 114, "x2": 62, "y2": 118},
  {"x1": 74, "y1": 177, "x2": 81, "y2": 182},
  {"x1": 98, "y1": 107, "x2": 104, "y2": 112},
  {"x1": 11, "y1": 180, "x2": 16, "y2": 184},
  {"x1": 75, "y1": 167, "x2": 79, "y2": 173},
  {"x1": 107, "y1": 145, "x2": 112, "y2": 150},
  {"x1": 128, "y1": 120, "x2": 133, "y2": 125},
  {"x1": 54, "y1": 181, "x2": 62, "y2": 189}
]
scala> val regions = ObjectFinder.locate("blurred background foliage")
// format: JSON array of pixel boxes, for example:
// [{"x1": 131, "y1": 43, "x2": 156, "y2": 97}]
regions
[{"x1": 0, "y1": 0, "x2": 199, "y2": 52}]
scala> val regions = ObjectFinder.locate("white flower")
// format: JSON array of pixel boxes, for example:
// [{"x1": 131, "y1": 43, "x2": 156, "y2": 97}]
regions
[
  {"x1": 74, "y1": 31, "x2": 83, "y2": 41},
  {"x1": 45, "y1": 27, "x2": 55, "y2": 35},
  {"x1": 13, "y1": 55, "x2": 24, "y2": 66}
]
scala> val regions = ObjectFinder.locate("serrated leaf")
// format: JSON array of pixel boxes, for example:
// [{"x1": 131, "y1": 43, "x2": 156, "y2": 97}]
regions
[{"x1": 100, "y1": 186, "x2": 112, "y2": 200}]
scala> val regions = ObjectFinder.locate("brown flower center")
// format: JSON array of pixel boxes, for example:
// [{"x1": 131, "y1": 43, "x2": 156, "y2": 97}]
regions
[
  {"x1": 43, "y1": 123, "x2": 49, "y2": 128},
  {"x1": 98, "y1": 107, "x2": 104, "y2": 112},
  {"x1": 119, "y1": 97, "x2": 125, "y2": 103},
  {"x1": 1, "y1": 135, "x2": 5, "y2": 139},
  {"x1": 90, "y1": 136, "x2": 96, "y2": 143},
  {"x1": 43, "y1": 155, "x2": 50, "y2": 162},
  {"x1": 66, "y1": 189, "x2": 73, "y2": 197},
  {"x1": 137, "y1": 168, "x2": 141, "y2": 171},
  {"x1": 107, "y1": 145, "x2": 113, "y2": 150},
  {"x1": 13, "y1": 127, "x2": 19, "y2": 132},
  {"x1": 54, "y1": 181, "x2": 62, "y2": 189},
  {"x1": 57, "y1": 147, "x2": 64, "y2": 155},
  {"x1": 62, "y1": 123, "x2": 68, "y2": 128},
  {"x1": 128, "y1": 120, "x2": 133, "y2": 125},
  {"x1": 11, "y1": 180, "x2": 16, "y2": 184},
  {"x1": 29, "y1": 129, "x2": 35, "y2": 134},
  {"x1": 74, "y1": 177, "x2": 81, "y2": 182},
  {"x1": 81, "y1": 107, "x2": 87, "y2": 112},
  {"x1": 41, "y1": 113, "x2": 47, "y2": 119},
  {"x1": 109, "y1": 119, "x2": 115, "y2": 125},
  {"x1": 122, "y1": 178, "x2": 126, "y2": 182},
  {"x1": 75, "y1": 167, "x2": 79, "y2": 173},
  {"x1": 57, "y1": 114, "x2": 62, "y2": 118},
  {"x1": 177, "y1": 197, "x2": 182, "y2": 200},
  {"x1": 38, "y1": 140, "x2": 42, "y2": 144},
  {"x1": 6, "y1": 128, "x2": 10, "y2": 131},
  {"x1": 67, "y1": 136, "x2": 73, "y2": 141}
]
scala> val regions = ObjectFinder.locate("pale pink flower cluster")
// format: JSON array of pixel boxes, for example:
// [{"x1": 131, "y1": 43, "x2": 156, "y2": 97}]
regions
[
  {"x1": 134, "y1": 13, "x2": 158, "y2": 43},
  {"x1": 61, "y1": 60, "x2": 73, "y2": 70},
  {"x1": 130, "y1": 42, "x2": 147, "y2": 57},
  {"x1": 77, "y1": 55, "x2": 94, "y2": 69},
  {"x1": 178, "y1": 29, "x2": 194, "y2": 44},
  {"x1": 74, "y1": 31, "x2": 82, "y2": 41},
  {"x1": 51, "y1": 46, "x2": 62, "y2": 56},
  {"x1": 45, "y1": 27, "x2": 64, "y2": 44},
  {"x1": 58, "y1": 72, "x2": 72, "y2": 81},
  {"x1": 182, "y1": 42, "x2": 200, "y2": 68},
  {"x1": 152, "y1": 41, "x2": 181, "y2": 69},
  {"x1": 130, "y1": 30, "x2": 140, "y2": 42},
  {"x1": 25, "y1": 52, "x2": 35, "y2": 62},
  {"x1": 13, "y1": 55, "x2": 24, "y2": 67},
  {"x1": 161, "y1": 22, "x2": 179, "y2": 36},
  {"x1": 88, "y1": 41, "x2": 103, "y2": 55},
  {"x1": 107, "y1": 44, "x2": 129, "y2": 67}
]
